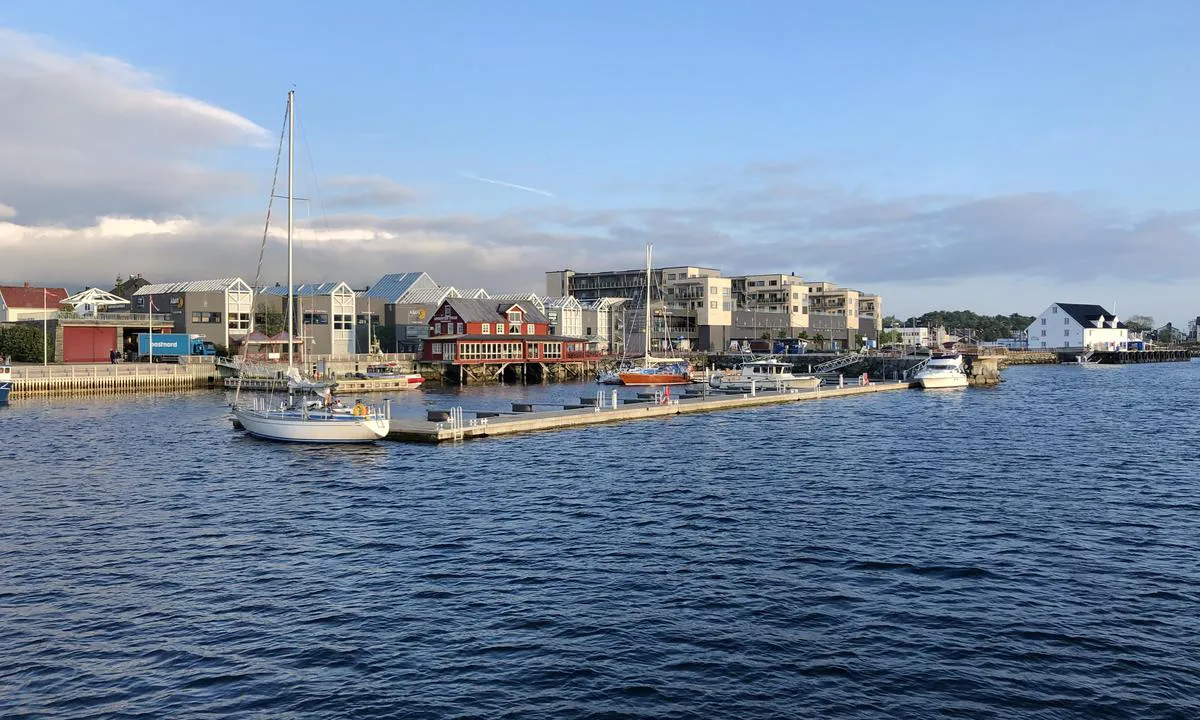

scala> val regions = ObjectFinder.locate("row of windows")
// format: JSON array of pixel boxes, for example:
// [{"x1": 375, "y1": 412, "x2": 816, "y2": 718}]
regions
[
  {"x1": 192, "y1": 311, "x2": 221, "y2": 324},
  {"x1": 1041, "y1": 317, "x2": 1072, "y2": 325},
  {"x1": 1040, "y1": 330, "x2": 1073, "y2": 337},
  {"x1": 432, "y1": 341, "x2": 567, "y2": 360}
]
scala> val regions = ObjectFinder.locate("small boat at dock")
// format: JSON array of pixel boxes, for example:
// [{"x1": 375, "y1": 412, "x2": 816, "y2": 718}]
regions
[
  {"x1": 914, "y1": 353, "x2": 969, "y2": 389},
  {"x1": 710, "y1": 358, "x2": 821, "y2": 392}
]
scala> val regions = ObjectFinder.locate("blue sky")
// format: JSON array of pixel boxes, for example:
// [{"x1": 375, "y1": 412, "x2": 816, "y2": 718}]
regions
[{"x1": 2, "y1": 1, "x2": 1199, "y2": 322}]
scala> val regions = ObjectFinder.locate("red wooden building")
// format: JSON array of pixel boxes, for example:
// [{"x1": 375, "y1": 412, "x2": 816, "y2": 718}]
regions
[{"x1": 421, "y1": 298, "x2": 592, "y2": 364}]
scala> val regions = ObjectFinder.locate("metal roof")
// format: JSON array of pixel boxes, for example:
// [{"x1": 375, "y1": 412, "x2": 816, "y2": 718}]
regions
[
  {"x1": 458, "y1": 288, "x2": 489, "y2": 299},
  {"x1": 442, "y1": 298, "x2": 550, "y2": 325},
  {"x1": 362, "y1": 272, "x2": 437, "y2": 301},
  {"x1": 259, "y1": 282, "x2": 353, "y2": 297},
  {"x1": 134, "y1": 278, "x2": 250, "y2": 295},
  {"x1": 490, "y1": 293, "x2": 545, "y2": 313},
  {"x1": 396, "y1": 286, "x2": 459, "y2": 305},
  {"x1": 540, "y1": 295, "x2": 582, "y2": 309}
]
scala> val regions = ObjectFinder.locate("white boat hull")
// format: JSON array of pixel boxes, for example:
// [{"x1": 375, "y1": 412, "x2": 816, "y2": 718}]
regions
[
  {"x1": 917, "y1": 373, "x2": 969, "y2": 389},
  {"x1": 711, "y1": 376, "x2": 821, "y2": 391},
  {"x1": 233, "y1": 407, "x2": 389, "y2": 443}
]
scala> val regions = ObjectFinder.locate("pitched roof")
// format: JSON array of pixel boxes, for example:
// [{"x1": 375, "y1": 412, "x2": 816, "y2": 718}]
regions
[
  {"x1": 1056, "y1": 303, "x2": 1126, "y2": 329},
  {"x1": 0, "y1": 285, "x2": 69, "y2": 309},
  {"x1": 540, "y1": 295, "x2": 582, "y2": 310},
  {"x1": 397, "y1": 286, "x2": 459, "y2": 305},
  {"x1": 458, "y1": 288, "x2": 490, "y2": 299},
  {"x1": 441, "y1": 297, "x2": 549, "y2": 324},
  {"x1": 133, "y1": 278, "x2": 249, "y2": 295},
  {"x1": 260, "y1": 282, "x2": 353, "y2": 297},
  {"x1": 489, "y1": 293, "x2": 546, "y2": 312},
  {"x1": 362, "y1": 272, "x2": 436, "y2": 301}
]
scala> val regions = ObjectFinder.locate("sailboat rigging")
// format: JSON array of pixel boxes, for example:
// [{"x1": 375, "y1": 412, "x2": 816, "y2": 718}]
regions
[
  {"x1": 616, "y1": 244, "x2": 692, "y2": 386},
  {"x1": 231, "y1": 90, "x2": 390, "y2": 443}
]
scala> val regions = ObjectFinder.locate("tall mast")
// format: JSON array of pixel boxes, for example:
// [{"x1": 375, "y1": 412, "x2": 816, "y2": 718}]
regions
[
  {"x1": 645, "y1": 243, "x2": 653, "y2": 360},
  {"x1": 286, "y1": 89, "x2": 295, "y2": 369}
]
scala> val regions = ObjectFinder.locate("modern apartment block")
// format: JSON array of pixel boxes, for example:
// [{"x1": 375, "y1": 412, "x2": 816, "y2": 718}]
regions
[{"x1": 546, "y1": 265, "x2": 883, "y2": 352}]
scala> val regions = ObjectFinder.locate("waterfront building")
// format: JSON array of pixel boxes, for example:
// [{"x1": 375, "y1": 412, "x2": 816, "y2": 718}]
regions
[
  {"x1": 579, "y1": 297, "x2": 627, "y2": 354},
  {"x1": 420, "y1": 298, "x2": 588, "y2": 368},
  {"x1": 360, "y1": 272, "x2": 442, "y2": 352},
  {"x1": 545, "y1": 265, "x2": 883, "y2": 353},
  {"x1": 540, "y1": 296, "x2": 585, "y2": 338},
  {"x1": 258, "y1": 282, "x2": 358, "y2": 357},
  {"x1": 1026, "y1": 303, "x2": 1129, "y2": 350},
  {"x1": 489, "y1": 293, "x2": 546, "y2": 316},
  {"x1": 133, "y1": 278, "x2": 254, "y2": 351},
  {"x1": 0, "y1": 283, "x2": 69, "y2": 321}
]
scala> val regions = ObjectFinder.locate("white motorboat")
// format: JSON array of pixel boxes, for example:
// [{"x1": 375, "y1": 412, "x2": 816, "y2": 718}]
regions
[
  {"x1": 710, "y1": 358, "x2": 821, "y2": 392},
  {"x1": 1073, "y1": 350, "x2": 1103, "y2": 367},
  {"x1": 914, "y1": 353, "x2": 969, "y2": 389},
  {"x1": 230, "y1": 90, "x2": 390, "y2": 443}
]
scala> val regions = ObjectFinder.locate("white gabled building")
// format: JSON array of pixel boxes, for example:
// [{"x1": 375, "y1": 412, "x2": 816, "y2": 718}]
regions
[
  {"x1": 1026, "y1": 303, "x2": 1129, "y2": 350},
  {"x1": 541, "y1": 296, "x2": 584, "y2": 338}
]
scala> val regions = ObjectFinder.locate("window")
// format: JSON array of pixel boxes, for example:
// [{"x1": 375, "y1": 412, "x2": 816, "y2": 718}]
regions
[
  {"x1": 668, "y1": 273, "x2": 676, "y2": 280},
  {"x1": 1041, "y1": 318, "x2": 1046, "y2": 325},
  {"x1": 710, "y1": 300, "x2": 718, "y2": 309},
  {"x1": 769, "y1": 280, "x2": 778, "y2": 286},
  {"x1": 722, "y1": 302, "x2": 731, "y2": 311},
  {"x1": 496, "y1": 324, "x2": 505, "y2": 335},
  {"x1": 1064, "y1": 329, "x2": 1070, "y2": 336},
  {"x1": 333, "y1": 314, "x2": 353, "y2": 330},
  {"x1": 526, "y1": 323, "x2": 535, "y2": 334},
  {"x1": 1041, "y1": 330, "x2": 1046, "y2": 337},
  {"x1": 1064, "y1": 318, "x2": 1069, "y2": 325},
  {"x1": 1052, "y1": 306, "x2": 1058, "y2": 313},
  {"x1": 457, "y1": 322, "x2": 464, "y2": 334},
  {"x1": 710, "y1": 286, "x2": 717, "y2": 295},
  {"x1": 303, "y1": 312, "x2": 328, "y2": 325},
  {"x1": 481, "y1": 323, "x2": 491, "y2": 335},
  {"x1": 228, "y1": 312, "x2": 250, "y2": 330},
  {"x1": 507, "y1": 310, "x2": 522, "y2": 323},
  {"x1": 792, "y1": 305, "x2": 799, "y2": 312},
  {"x1": 435, "y1": 322, "x2": 443, "y2": 335}
]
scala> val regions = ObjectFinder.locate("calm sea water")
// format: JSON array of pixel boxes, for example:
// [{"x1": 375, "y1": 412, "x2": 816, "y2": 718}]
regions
[{"x1": 2, "y1": 363, "x2": 1198, "y2": 718}]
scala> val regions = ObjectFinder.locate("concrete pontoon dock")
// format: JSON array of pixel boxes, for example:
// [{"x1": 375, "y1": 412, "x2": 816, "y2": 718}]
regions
[{"x1": 387, "y1": 380, "x2": 912, "y2": 443}]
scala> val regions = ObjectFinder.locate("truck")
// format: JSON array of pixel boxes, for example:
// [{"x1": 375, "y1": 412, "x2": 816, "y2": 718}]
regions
[{"x1": 136, "y1": 333, "x2": 217, "y2": 362}]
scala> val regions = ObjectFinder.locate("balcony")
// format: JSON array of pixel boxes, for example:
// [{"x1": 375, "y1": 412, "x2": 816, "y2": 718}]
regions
[{"x1": 56, "y1": 312, "x2": 175, "y2": 323}]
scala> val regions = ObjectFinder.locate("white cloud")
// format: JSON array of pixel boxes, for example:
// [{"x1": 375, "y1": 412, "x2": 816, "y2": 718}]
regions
[{"x1": 0, "y1": 28, "x2": 268, "y2": 224}]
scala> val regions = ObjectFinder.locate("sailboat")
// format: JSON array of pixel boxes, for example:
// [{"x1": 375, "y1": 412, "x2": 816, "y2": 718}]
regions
[
  {"x1": 617, "y1": 244, "x2": 692, "y2": 386},
  {"x1": 231, "y1": 90, "x2": 390, "y2": 443}
]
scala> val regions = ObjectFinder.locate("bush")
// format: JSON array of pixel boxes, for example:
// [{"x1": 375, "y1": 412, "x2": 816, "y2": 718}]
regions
[{"x1": 0, "y1": 325, "x2": 49, "y2": 362}]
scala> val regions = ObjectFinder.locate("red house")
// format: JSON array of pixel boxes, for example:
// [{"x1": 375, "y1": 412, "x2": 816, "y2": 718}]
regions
[{"x1": 421, "y1": 298, "x2": 591, "y2": 364}]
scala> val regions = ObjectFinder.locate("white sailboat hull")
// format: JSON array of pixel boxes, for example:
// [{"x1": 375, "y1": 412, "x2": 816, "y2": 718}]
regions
[{"x1": 233, "y1": 407, "x2": 389, "y2": 443}]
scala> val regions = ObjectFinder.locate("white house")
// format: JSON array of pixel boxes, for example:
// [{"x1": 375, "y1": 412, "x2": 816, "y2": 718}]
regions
[{"x1": 1026, "y1": 303, "x2": 1128, "y2": 350}]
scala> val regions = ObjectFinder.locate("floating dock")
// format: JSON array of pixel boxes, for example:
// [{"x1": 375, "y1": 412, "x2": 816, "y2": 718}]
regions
[{"x1": 387, "y1": 381, "x2": 912, "y2": 443}]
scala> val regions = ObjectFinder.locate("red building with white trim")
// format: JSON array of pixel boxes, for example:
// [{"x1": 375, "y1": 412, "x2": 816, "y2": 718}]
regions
[{"x1": 421, "y1": 298, "x2": 592, "y2": 364}]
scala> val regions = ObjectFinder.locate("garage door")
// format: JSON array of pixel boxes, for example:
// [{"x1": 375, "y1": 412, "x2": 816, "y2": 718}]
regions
[{"x1": 63, "y1": 327, "x2": 117, "y2": 363}]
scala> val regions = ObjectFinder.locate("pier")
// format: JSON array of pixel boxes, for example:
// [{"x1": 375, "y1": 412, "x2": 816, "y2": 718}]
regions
[
  {"x1": 9, "y1": 363, "x2": 222, "y2": 396},
  {"x1": 387, "y1": 380, "x2": 912, "y2": 443}
]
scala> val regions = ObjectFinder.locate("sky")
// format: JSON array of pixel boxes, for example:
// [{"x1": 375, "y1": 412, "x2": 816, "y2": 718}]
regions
[{"x1": 1, "y1": 0, "x2": 1198, "y2": 324}]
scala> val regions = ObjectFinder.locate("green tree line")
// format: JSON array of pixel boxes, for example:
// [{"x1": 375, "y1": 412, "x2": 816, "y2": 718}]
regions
[{"x1": 882, "y1": 310, "x2": 1037, "y2": 342}]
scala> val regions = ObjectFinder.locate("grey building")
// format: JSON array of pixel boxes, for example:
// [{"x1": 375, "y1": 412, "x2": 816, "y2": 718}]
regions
[{"x1": 132, "y1": 278, "x2": 254, "y2": 351}]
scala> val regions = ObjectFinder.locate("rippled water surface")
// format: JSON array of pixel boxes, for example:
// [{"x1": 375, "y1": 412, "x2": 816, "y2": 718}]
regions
[{"x1": 3, "y1": 363, "x2": 1199, "y2": 718}]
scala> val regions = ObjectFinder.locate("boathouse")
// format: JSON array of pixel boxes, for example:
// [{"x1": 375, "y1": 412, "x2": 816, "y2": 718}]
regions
[
  {"x1": 1026, "y1": 303, "x2": 1129, "y2": 350},
  {"x1": 420, "y1": 298, "x2": 595, "y2": 383}
]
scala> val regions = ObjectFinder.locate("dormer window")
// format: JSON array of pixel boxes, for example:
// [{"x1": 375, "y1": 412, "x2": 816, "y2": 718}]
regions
[{"x1": 507, "y1": 310, "x2": 522, "y2": 323}]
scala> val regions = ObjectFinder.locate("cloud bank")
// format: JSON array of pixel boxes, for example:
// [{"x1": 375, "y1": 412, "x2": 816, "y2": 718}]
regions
[{"x1": 3, "y1": 27, "x2": 1198, "y2": 317}]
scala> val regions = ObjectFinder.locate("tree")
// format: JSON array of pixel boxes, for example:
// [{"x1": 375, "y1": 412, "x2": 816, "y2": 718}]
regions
[
  {"x1": 812, "y1": 333, "x2": 826, "y2": 350},
  {"x1": 0, "y1": 325, "x2": 49, "y2": 362},
  {"x1": 882, "y1": 315, "x2": 901, "y2": 327},
  {"x1": 880, "y1": 329, "x2": 902, "y2": 345},
  {"x1": 1125, "y1": 314, "x2": 1154, "y2": 333},
  {"x1": 255, "y1": 304, "x2": 285, "y2": 336}
]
